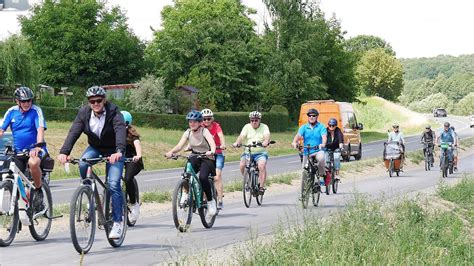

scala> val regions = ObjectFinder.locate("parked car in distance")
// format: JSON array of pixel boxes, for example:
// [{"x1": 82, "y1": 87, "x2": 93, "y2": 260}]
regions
[
  {"x1": 433, "y1": 108, "x2": 447, "y2": 117},
  {"x1": 470, "y1": 115, "x2": 474, "y2": 128}
]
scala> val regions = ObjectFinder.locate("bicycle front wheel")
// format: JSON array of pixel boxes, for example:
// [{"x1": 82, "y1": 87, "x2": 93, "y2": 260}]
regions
[
  {"x1": 29, "y1": 183, "x2": 53, "y2": 241},
  {"x1": 243, "y1": 170, "x2": 252, "y2": 208},
  {"x1": 312, "y1": 177, "x2": 321, "y2": 207},
  {"x1": 332, "y1": 171, "x2": 339, "y2": 194},
  {"x1": 69, "y1": 185, "x2": 96, "y2": 254},
  {"x1": 300, "y1": 170, "x2": 310, "y2": 209},
  {"x1": 105, "y1": 190, "x2": 128, "y2": 247},
  {"x1": 172, "y1": 179, "x2": 193, "y2": 232},
  {"x1": 0, "y1": 180, "x2": 18, "y2": 247}
]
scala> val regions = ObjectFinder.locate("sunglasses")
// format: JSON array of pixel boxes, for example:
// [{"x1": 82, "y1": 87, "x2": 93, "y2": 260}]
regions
[
  {"x1": 89, "y1": 98, "x2": 104, "y2": 105},
  {"x1": 308, "y1": 115, "x2": 318, "y2": 118},
  {"x1": 250, "y1": 119, "x2": 260, "y2": 122},
  {"x1": 328, "y1": 125, "x2": 336, "y2": 127},
  {"x1": 203, "y1": 117, "x2": 213, "y2": 121},
  {"x1": 20, "y1": 99, "x2": 32, "y2": 103}
]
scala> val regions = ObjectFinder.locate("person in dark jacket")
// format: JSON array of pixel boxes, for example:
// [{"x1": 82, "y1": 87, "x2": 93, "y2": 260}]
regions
[
  {"x1": 325, "y1": 118, "x2": 344, "y2": 180},
  {"x1": 58, "y1": 86, "x2": 127, "y2": 240}
]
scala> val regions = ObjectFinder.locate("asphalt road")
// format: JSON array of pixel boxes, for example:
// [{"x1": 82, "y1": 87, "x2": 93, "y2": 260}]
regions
[
  {"x1": 1, "y1": 144, "x2": 472, "y2": 264},
  {"x1": 49, "y1": 115, "x2": 473, "y2": 204}
]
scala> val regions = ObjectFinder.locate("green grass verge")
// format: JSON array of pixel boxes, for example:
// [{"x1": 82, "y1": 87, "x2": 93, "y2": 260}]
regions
[
  {"x1": 238, "y1": 196, "x2": 473, "y2": 265},
  {"x1": 438, "y1": 175, "x2": 474, "y2": 224}
]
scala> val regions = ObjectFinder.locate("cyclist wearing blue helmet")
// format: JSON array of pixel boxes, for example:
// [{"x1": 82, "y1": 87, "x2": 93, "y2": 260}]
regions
[
  {"x1": 166, "y1": 110, "x2": 217, "y2": 216},
  {"x1": 325, "y1": 118, "x2": 344, "y2": 180},
  {"x1": 121, "y1": 111, "x2": 144, "y2": 224}
]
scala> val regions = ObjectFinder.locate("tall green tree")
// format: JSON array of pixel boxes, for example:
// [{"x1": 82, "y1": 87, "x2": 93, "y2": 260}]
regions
[
  {"x1": 346, "y1": 35, "x2": 395, "y2": 57},
  {"x1": 0, "y1": 35, "x2": 38, "y2": 93},
  {"x1": 20, "y1": 0, "x2": 144, "y2": 87},
  {"x1": 145, "y1": 0, "x2": 262, "y2": 111},
  {"x1": 356, "y1": 48, "x2": 404, "y2": 101},
  {"x1": 260, "y1": 0, "x2": 357, "y2": 118}
]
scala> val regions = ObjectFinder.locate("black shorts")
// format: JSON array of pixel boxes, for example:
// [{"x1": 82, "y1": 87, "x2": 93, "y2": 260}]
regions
[{"x1": 9, "y1": 152, "x2": 49, "y2": 173}]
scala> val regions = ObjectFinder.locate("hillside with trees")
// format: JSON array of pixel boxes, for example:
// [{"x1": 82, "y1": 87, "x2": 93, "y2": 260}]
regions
[{"x1": 399, "y1": 55, "x2": 474, "y2": 115}]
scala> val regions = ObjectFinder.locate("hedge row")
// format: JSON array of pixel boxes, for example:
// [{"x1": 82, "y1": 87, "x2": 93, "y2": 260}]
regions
[{"x1": 0, "y1": 102, "x2": 289, "y2": 134}]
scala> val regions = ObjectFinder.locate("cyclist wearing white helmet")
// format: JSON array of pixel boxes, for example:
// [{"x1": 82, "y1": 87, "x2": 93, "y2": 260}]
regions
[
  {"x1": 121, "y1": 111, "x2": 144, "y2": 223},
  {"x1": 388, "y1": 122, "x2": 405, "y2": 168},
  {"x1": 201, "y1": 108, "x2": 226, "y2": 209},
  {"x1": 233, "y1": 111, "x2": 271, "y2": 194}
]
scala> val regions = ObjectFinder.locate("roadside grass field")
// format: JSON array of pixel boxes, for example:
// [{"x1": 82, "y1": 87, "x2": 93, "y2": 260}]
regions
[
  {"x1": 237, "y1": 176, "x2": 474, "y2": 265},
  {"x1": 44, "y1": 121, "x2": 297, "y2": 180}
]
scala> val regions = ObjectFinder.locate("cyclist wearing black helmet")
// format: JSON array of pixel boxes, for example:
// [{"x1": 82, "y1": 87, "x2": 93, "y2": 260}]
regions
[
  {"x1": 0, "y1": 86, "x2": 48, "y2": 225},
  {"x1": 421, "y1": 125, "x2": 436, "y2": 167},
  {"x1": 325, "y1": 118, "x2": 344, "y2": 180},
  {"x1": 58, "y1": 85, "x2": 127, "y2": 239},
  {"x1": 435, "y1": 122, "x2": 456, "y2": 168},
  {"x1": 292, "y1": 108, "x2": 327, "y2": 177},
  {"x1": 166, "y1": 110, "x2": 217, "y2": 216}
]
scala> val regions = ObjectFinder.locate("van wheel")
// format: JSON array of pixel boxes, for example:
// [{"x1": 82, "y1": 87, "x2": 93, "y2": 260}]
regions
[
  {"x1": 354, "y1": 144, "x2": 362, "y2": 161},
  {"x1": 343, "y1": 144, "x2": 351, "y2": 162}
]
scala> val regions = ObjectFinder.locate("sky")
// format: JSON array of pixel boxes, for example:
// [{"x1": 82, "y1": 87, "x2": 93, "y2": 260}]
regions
[{"x1": 0, "y1": 0, "x2": 473, "y2": 58}]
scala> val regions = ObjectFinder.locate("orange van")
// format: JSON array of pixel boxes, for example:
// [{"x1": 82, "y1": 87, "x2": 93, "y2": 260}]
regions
[{"x1": 298, "y1": 100, "x2": 364, "y2": 161}]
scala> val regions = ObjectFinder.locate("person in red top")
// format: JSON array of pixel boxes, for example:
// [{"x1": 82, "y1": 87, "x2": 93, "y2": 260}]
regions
[{"x1": 201, "y1": 108, "x2": 226, "y2": 209}]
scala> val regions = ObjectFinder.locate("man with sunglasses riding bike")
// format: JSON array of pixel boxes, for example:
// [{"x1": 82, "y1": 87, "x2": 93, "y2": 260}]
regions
[
  {"x1": 291, "y1": 108, "x2": 327, "y2": 178},
  {"x1": 0, "y1": 87, "x2": 48, "y2": 224},
  {"x1": 233, "y1": 111, "x2": 271, "y2": 194},
  {"x1": 58, "y1": 86, "x2": 127, "y2": 239}
]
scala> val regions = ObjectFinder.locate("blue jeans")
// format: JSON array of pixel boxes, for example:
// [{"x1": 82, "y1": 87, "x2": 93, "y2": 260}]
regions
[
  {"x1": 325, "y1": 151, "x2": 341, "y2": 170},
  {"x1": 215, "y1": 153, "x2": 225, "y2": 170},
  {"x1": 79, "y1": 146, "x2": 124, "y2": 222}
]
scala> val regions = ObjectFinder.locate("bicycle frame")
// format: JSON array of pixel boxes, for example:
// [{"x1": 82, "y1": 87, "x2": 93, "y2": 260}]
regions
[
  {"x1": 1, "y1": 160, "x2": 36, "y2": 216},
  {"x1": 182, "y1": 159, "x2": 204, "y2": 209}
]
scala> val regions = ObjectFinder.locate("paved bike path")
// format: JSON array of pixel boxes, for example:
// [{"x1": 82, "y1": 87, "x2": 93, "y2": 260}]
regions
[{"x1": 1, "y1": 151, "x2": 472, "y2": 264}]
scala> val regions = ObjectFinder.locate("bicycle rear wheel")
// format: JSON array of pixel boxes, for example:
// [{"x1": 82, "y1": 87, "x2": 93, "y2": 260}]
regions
[
  {"x1": 172, "y1": 179, "x2": 193, "y2": 232},
  {"x1": 105, "y1": 190, "x2": 128, "y2": 247},
  {"x1": 126, "y1": 178, "x2": 139, "y2": 227},
  {"x1": 199, "y1": 180, "x2": 217, "y2": 228},
  {"x1": 0, "y1": 180, "x2": 18, "y2": 247},
  {"x1": 69, "y1": 185, "x2": 95, "y2": 254},
  {"x1": 29, "y1": 183, "x2": 53, "y2": 241},
  {"x1": 300, "y1": 170, "x2": 310, "y2": 209},
  {"x1": 243, "y1": 170, "x2": 252, "y2": 208}
]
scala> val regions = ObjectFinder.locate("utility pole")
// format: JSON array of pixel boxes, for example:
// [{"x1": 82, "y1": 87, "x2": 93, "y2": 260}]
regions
[{"x1": 57, "y1": 87, "x2": 73, "y2": 108}]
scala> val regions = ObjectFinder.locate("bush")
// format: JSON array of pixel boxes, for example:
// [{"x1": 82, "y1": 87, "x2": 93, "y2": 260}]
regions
[
  {"x1": 0, "y1": 102, "x2": 289, "y2": 134},
  {"x1": 128, "y1": 74, "x2": 169, "y2": 113},
  {"x1": 453, "y1": 92, "x2": 474, "y2": 115},
  {"x1": 269, "y1": 105, "x2": 289, "y2": 115},
  {"x1": 408, "y1": 93, "x2": 452, "y2": 113}
]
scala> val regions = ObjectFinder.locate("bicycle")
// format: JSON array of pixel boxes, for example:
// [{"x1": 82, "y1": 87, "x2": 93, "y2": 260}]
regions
[
  {"x1": 438, "y1": 142, "x2": 454, "y2": 178},
  {"x1": 68, "y1": 157, "x2": 128, "y2": 254},
  {"x1": 0, "y1": 142, "x2": 55, "y2": 247},
  {"x1": 384, "y1": 141, "x2": 402, "y2": 178},
  {"x1": 298, "y1": 145, "x2": 322, "y2": 209},
  {"x1": 170, "y1": 153, "x2": 218, "y2": 232},
  {"x1": 422, "y1": 142, "x2": 434, "y2": 171},
  {"x1": 238, "y1": 140, "x2": 275, "y2": 208},
  {"x1": 324, "y1": 149, "x2": 341, "y2": 195}
]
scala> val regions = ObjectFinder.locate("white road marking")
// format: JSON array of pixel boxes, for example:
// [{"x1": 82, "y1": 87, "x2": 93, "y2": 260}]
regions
[
  {"x1": 51, "y1": 188, "x2": 76, "y2": 192},
  {"x1": 285, "y1": 160, "x2": 301, "y2": 164},
  {"x1": 144, "y1": 176, "x2": 178, "y2": 182}
]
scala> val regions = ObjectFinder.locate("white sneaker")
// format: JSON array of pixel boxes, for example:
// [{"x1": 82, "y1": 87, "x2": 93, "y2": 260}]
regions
[
  {"x1": 108, "y1": 222, "x2": 123, "y2": 239},
  {"x1": 129, "y1": 203, "x2": 140, "y2": 223},
  {"x1": 19, "y1": 210, "x2": 31, "y2": 226},
  {"x1": 207, "y1": 200, "x2": 217, "y2": 217},
  {"x1": 180, "y1": 192, "x2": 189, "y2": 206}
]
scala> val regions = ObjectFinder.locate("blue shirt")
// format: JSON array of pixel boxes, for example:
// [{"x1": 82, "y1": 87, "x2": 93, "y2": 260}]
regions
[
  {"x1": 298, "y1": 122, "x2": 327, "y2": 155},
  {"x1": 1, "y1": 105, "x2": 47, "y2": 151},
  {"x1": 438, "y1": 129, "x2": 454, "y2": 144}
]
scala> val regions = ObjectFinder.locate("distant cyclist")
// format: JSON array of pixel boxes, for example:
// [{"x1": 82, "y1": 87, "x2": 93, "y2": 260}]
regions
[
  {"x1": 165, "y1": 110, "x2": 217, "y2": 216},
  {"x1": 450, "y1": 126, "x2": 459, "y2": 171},
  {"x1": 291, "y1": 108, "x2": 327, "y2": 178},
  {"x1": 201, "y1": 108, "x2": 226, "y2": 210},
  {"x1": 388, "y1": 122, "x2": 405, "y2": 168},
  {"x1": 121, "y1": 111, "x2": 144, "y2": 223},
  {"x1": 233, "y1": 111, "x2": 271, "y2": 194},
  {"x1": 421, "y1": 125, "x2": 436, "y2": 167},
  {"x1": 325, "y1": 118, "x2": 343, "y2": 180},
  {"x1": 435, "y1": 122, "x2": 456, "y2": 167}
]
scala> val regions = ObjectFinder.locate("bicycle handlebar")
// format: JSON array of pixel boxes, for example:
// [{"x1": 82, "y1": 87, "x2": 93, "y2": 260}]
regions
[
  {"x1": 234, "y1": 140, "x2": 276, "y2": 148},
  {"x1": 68, "y1": 157, "x2": 134, "y2": 165}
]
